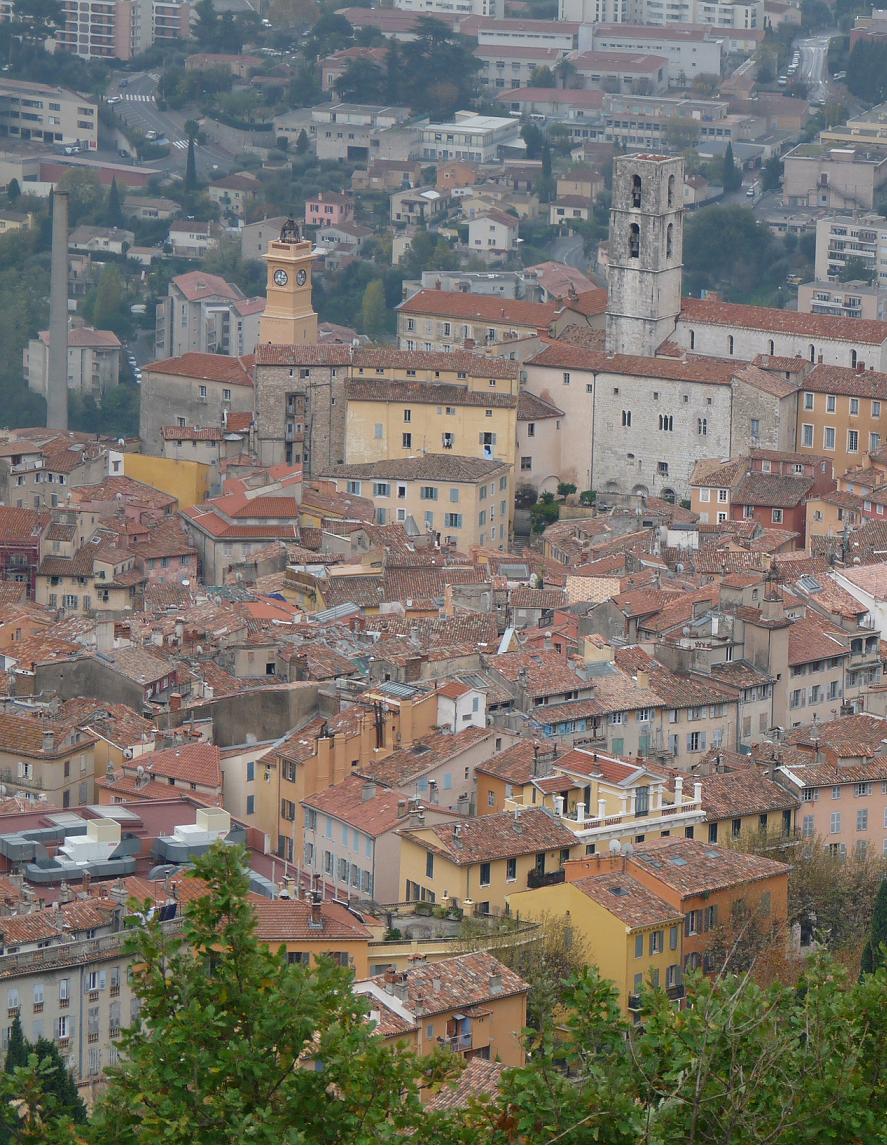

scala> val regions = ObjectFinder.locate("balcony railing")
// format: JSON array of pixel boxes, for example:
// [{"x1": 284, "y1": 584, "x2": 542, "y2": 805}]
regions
[
  {"x1": 438, "y1": 1031, "x2": 473, "y2": 1052},
  {"x1": 667, "y1": 984, "x2": 685, "y2": 1001},
  {"x1": 527, "y1": 868, "x2": 565, "y2": 889}
]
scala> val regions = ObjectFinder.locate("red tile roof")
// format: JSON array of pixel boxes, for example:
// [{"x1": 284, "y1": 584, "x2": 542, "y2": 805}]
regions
[
  {"x1": 145, "y1": 352, "x2": 253, "y2": 387},
  {"x1": 130, "y1": 743, "x2": 222, "y2": 789},
  {"x1": 681, "y1": 296, "x2": 887, "y2": 346},
  {"x1": 397, "y1": 289, "x2": 556, "y2": 328},
  {"x1": 530, "y1": 341, "x2": 738, "y2": 384}
]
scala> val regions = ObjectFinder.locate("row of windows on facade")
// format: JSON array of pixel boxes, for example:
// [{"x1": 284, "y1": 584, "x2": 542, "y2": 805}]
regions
[
  {"x1": 789, "y1": 682, "x2": 842, "y2": 707},
  {"x1": 687, "y1": 329, "x2": 867, "y2": 368},
  {"x1": 812, "y1": 808, "x2": 887, "y2": 834},
  {"x1": 424, "y1": 848, "x2": 572, "y2": 884},
  {"x1": 800, "y1": 424, "x2": 879, "y2": 453},
  {"x1": 4, "y1": 969, "x2": 121, "y2": 1012},
  {"x1": 345, "y1": 476, "x2": 508, "y2": 500},
  {"x1": 619, "y1": 410, "x2": 709, "y2": 434}
]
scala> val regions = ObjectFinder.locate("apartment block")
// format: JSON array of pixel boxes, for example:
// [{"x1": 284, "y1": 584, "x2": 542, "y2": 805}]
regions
[
  {"x1": 154, "y1": 271, "x2": 264, "y2": 361},
  {"x1": 799, "y1": 280, "x2": 887, "y2": 322},
  {"x1": 813, "y1": 214, "x2": 887, "y2": 287},
  {"x1": 794, "y1": 363, "x2": 887, "y2": 476},
  {"x1": 397, "y1": 289, "x2": 555, "y2": 352},
  {"x1": 782, "y1": 144, "x2": 887, "y2": 212},
  {"x1": 0, "y1": 79, "x2": 97, "y2": 150},
  {"x1": 588, "y1": 23, "x2": 722, "y2": 79},
  {"x1": 25, "y1": 327, "x2": 121, "y2": 400},
  {"x1": 1, "y1": 0, "x2": 192, "y2": 60},
  {"x1": 418, "y1": 112, "x2": 523, "y2": 163},
  {"x1": 319, "y1": 454, "x2": 513, "y2": 549}
]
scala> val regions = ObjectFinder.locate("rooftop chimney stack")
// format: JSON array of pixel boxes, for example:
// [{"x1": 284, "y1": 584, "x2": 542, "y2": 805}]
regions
[{"x1": 47, "y1": 191, "x2": 69, "y2": 431}]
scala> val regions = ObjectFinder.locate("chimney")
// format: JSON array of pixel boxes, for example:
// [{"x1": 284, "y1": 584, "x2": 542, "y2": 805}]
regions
[
  {"x1": 513, "y1": 808, "x2": 523, "y2": 833},
  {"x1": 636, "y1": 670, "x2": 649, "y2": 690},
  {"x1": 308, "y1": 889, "x2": 323, "y2": 929},
  {"x1": 169, "y1": 693, "x2": 182, "y2": 713},
  {"x1": 362, "y1": 781, "x2": 376, "y2": 802},
  {"x1": 397, "y1": 799, "x2": 407, "y2": 818},
  {"x1": 47, "y1": 191, "x2": 69, "y2": 431},
  {"x1": 489, "y1": 973, "x2": 503, "y2": 994},
  {"x1": 42, "y1": 729, "x2": 55, "y2": 754}
]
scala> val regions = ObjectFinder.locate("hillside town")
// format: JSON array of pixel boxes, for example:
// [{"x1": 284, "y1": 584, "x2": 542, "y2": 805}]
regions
[{"x1": 0, "y1": 0, "x2": 884, "y2": 1136}]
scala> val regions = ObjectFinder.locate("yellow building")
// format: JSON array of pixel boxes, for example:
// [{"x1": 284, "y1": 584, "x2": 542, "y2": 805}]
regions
[
  {"x1": 318, "y1": 455, "x2": 513, "y2": 550},
  {"x1": 397, "y1": 807, "x2": 581, "y2": 915},
  {"x1": 259, "y1": 221, "x2": 318, "y2": 345},
  {"x1": 507, "y1": 872, "x2": 684, "y2": 1018},
  {"x1": 477, "y1": 744, "x2": 707, "y2": 851},
  {"x1": 344, "y1": 372, "x2": 518, "y2": 471},
  {"x1": 123, "y1": 453, "x2": 210, "y2": 510}
]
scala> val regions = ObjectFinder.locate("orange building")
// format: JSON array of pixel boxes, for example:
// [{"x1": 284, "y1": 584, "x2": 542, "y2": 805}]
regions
[{"x1": 564, "y1": 836, "x2": 790, "y2": 974}]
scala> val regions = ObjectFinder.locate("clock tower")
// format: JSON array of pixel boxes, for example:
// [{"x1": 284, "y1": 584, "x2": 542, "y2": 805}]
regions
[{"x1": 259, "y1": 218, "x2": 319, "y2": 345}]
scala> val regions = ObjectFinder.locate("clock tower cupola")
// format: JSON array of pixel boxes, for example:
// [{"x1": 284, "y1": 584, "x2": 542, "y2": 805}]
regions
[{"x1": 259, "y1": 218, "x2": 318, "y2": 345}]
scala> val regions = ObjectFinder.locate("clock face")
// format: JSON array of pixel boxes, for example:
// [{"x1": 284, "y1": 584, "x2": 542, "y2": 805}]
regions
[
  {"x1": 296, "y1": 268, "x2": 307, "y2": 286},
  {"x1": 273, "y1": 269, "x2": 288, "y2": 287}
]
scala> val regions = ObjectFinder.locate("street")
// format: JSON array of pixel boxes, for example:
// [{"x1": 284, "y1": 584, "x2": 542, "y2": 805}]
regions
[
  {"x1": 104, "y1": 71, "x2": 236, "y2": 178},
  {"x1": 796, "y1": 34, "x2": 833, "y2": 104},
  {"x1": 551, "y1": 232, "x2": 587, "y2": 271}
]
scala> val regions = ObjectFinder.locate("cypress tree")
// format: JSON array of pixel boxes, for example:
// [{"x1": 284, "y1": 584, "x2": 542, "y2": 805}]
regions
[
  {"x1": 4, "y1": 1015, "x2": 27, "y2": 1073},
  {"x1": 108, "y1": 177, "x2": 122, "y2": 227},
  {"x1": 185, "y1": 136, "x2": 197, "y2": 192},
  {"x1": 861, "y1": 878, "x2": 887, "y2": 976}
]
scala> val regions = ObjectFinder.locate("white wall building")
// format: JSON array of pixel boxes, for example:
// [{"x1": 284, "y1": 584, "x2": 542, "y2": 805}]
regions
[{"x1": 419, "y1": 111, "x2": 524, "y2": 162}]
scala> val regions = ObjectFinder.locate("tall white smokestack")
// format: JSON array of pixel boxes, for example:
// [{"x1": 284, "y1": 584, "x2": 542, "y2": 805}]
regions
[{"x1": 46, "y1": 190, "x2": 69, "y2": 431}]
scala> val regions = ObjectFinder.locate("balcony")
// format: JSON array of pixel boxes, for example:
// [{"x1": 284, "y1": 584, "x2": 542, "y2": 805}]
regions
[
  {"x1": 666, "y1": 984, "x2": 685, "y2": 1001},
  {"x1": 628, "y1": 993, "x2": 642, "y2": 1011},
  {"x1": 527, "y1": 868, "x2": 565, "y2": 889},
  {"x1": 438, "y1": 1031, "x2": 473, "y2": 1053}
]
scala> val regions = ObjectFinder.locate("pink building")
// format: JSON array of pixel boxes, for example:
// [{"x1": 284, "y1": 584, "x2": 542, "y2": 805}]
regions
[
  {"x1": 305, "y1": 192, "x2": 354, "y2": 229},
  {"x1": 775, "y1": 714, "x2": 887, "y2": 858}
]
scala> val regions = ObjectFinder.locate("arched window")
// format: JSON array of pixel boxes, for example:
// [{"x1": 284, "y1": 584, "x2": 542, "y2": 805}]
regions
[
  {"x1": 631, "y1": 174, "x2": 642, "y2": 208},
  {"x1": 851, "y1": 348, "x2": 858, "y2": 367},
  {"x1": 667, "y1": 173, "x2": 675, "y2": 207},
  {"x1": 768, "y1": 339, "x2": 775, "y2": 355},
  {"x1": 666, "y1": 222, "x2": 673, "y2": 258},
  {"x1": 689, "y1": 329, "x2": 695, "y2": 350},
  {"x1": 622, "y1": 409, "x2": 632, "y2": 427},
  {"x1": 659, "y1": 414, "x2": 673, "y2": 432},
  {"x1": 662, "y1": 487, "x2": 676, "y2": 504},
  {"x1": 728, "y1": 335, "x2": 734, "y2": 355},
  {"x1": 629, "y1": 223, "x2": 640, "y2": 258},
  {"x1": 698, "y1": 417, "x2": 707, "y2": 436},
  {"x1": 810, "y1": 344, "x2": 816, "y2": 363}
]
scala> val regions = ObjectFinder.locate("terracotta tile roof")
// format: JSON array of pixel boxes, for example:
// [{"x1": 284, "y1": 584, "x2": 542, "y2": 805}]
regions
[
  {"x1": 489, "y1": 649, "x2": 586, "y2": 697},
  {"x1": 476, "y1": 739, "x2": 559, "y2": 784},
  {"x1": 357, "y1": 726, "x2": 491, "y2": 788},
  {"x1": 425, "y1": 1059, "x2": 506, "y2": 1112},
  {"x1": 0, "y1": 898, "x2": 116, "y2": 946},
  {"x1": 698, "y1": 770, "x2": 798, "y2": 821},
  {"x1": 510, "y1": 587, "x2": 567, "y2": 609},
  {"x1": 802, "y1": 363, "x2": 887, "y2": 398},
  {"x1": 397, "y1": 289, "x2": 556, "y2": 329},
  {"x1": 779, "y1": 756, "x2": 887, "y2": 787},
  {"x1": 403, "y1": 806, "x2": 576, "y2": 864},
  {"x1": 517, "y1": 390, "x2": 563, "y2": 420},
  {"x1": 107, "y1": 645, "x2": 175, "y2": 683},
  {"x1": 321, "y1": 454, "x2": 505, "y2": 483},
  {"x1": 345, "y1": 379, "x2": 516, "y2": 408},
  {"x1": 303, "y1": 774, "x2": 414, "y2": 836},
  {"x1": 529, "y1": 341, "x2": 738, "y2": 384},
  {"x1": 733, "y1": 362, "x2": 800, "y2": 397},
  {"x1": 254, "y1": 344, "x2": 519, "y2": 378},
  {"x1": 364, "y1": 950, "x2": 528, "y2": 1017},
  {"x1": 170, "y1": 270, "x2": 242, "y2": 302},
  {"x1": 253, "y1": 898, "x2": 373, "y2": 943},
  {"x1": 629, "y1": 836, "x2": 789, "y2": 895},
  {"x1": 785, "y1": 712, "x2": 887, "y2": 759},
  {"x1": 145, "y1": 353, "x2": 253, "y2": 387},
  {"x1": 732, "y1": 472, "x2": 813, "y2": 508},
  {"x1": 709, "y1": 659, "x2": 773, "y2": 689},
  {"x1": 787, "y1": 615, "x2": 849, "y2": 666},
  {"x1": 571, "y1": 872, "x2": 682, "y2": 928},
  {"x1": 225, "y1": 411, "x2": 253, "y2": 433},
  {"x1": 131, "y1": 743, "x2": 221, "y2": 789},
  {"x1": 681, "y1": 296, "x2": 887, "y2": 345}
]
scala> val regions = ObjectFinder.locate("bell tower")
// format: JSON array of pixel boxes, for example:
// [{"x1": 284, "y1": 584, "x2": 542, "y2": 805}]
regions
[
  {"x1": 260, "y1": 219, "x2": 318, "y2": 345},
  {"x1": 605, "y1": 154, "x2": 684, "y2": 358}
]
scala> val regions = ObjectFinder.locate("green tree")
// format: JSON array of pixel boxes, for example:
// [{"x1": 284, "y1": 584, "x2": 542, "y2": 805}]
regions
[
  {"x1": 335, "y1": 58, "x2": 386, "y2": 103},
  {"x1": 89, "y1": 843, "x2": 458, "y2": 1144},
  {"x1": 107, "y1": 177, "x2": 122, "y2": 228},
  {"x1": 839, "y1": 254, "x2": 874, "y2": 283},
  {"x1": 860, "y1": 877, "x2": 887, "y2": 974},
  {"x1": 88, "y1": 264, "x2": 127, "y2": 333},
  {"x1": 295, "y1": 128, "x2": 309, "y2": 155},
  {"x1": 722, "y1": 142, "x2": 743, "y2": 191},
  {"x1": 762, "y1": 153, "x2": 784, "y2": 191},
  {"x1": 184, "y1": 135, "x2": 197, "y2": 193},
  {"x1": 6, "y1": 179, "x2": 20, "y2": 206},
  {"x1": 847, "y1": 38, "x2": 887, "y2": 103},
  {"x1": 4, "y1": 1016, "x2": 28, "y2": 1074},
  {"x1": 360, "y1": 278, "x2": 388, "y2": 340},
  {"x1": 529, "y1": 65, "x2": 556, "y2": 87}
]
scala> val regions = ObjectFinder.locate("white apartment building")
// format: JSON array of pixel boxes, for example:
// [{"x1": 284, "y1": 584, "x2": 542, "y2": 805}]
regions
[
  {"x1": 587, "y1": 23, "x2": 722, "y2": 79},
  {"x1": 155, "y1": 270, "x2": 264, "y2": 359},
  {"x1": 0, "y1": 79, "x2": 97, "y2": 150},
  {"x1": 25, "y1": 326, "x2": 122, "y2": 399},
  {"x1": 560, "y1": 0, "x2": 761, "y2": 27},
  {"x1": 419, "y1": 111, "x2": 524, "y2": 162},
  {"x1": 394, "y1": 0, "x2": 503, "y2": 16},
  {"x1": 814, "y1": 214, "x2": 887, "y2": 286}
]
